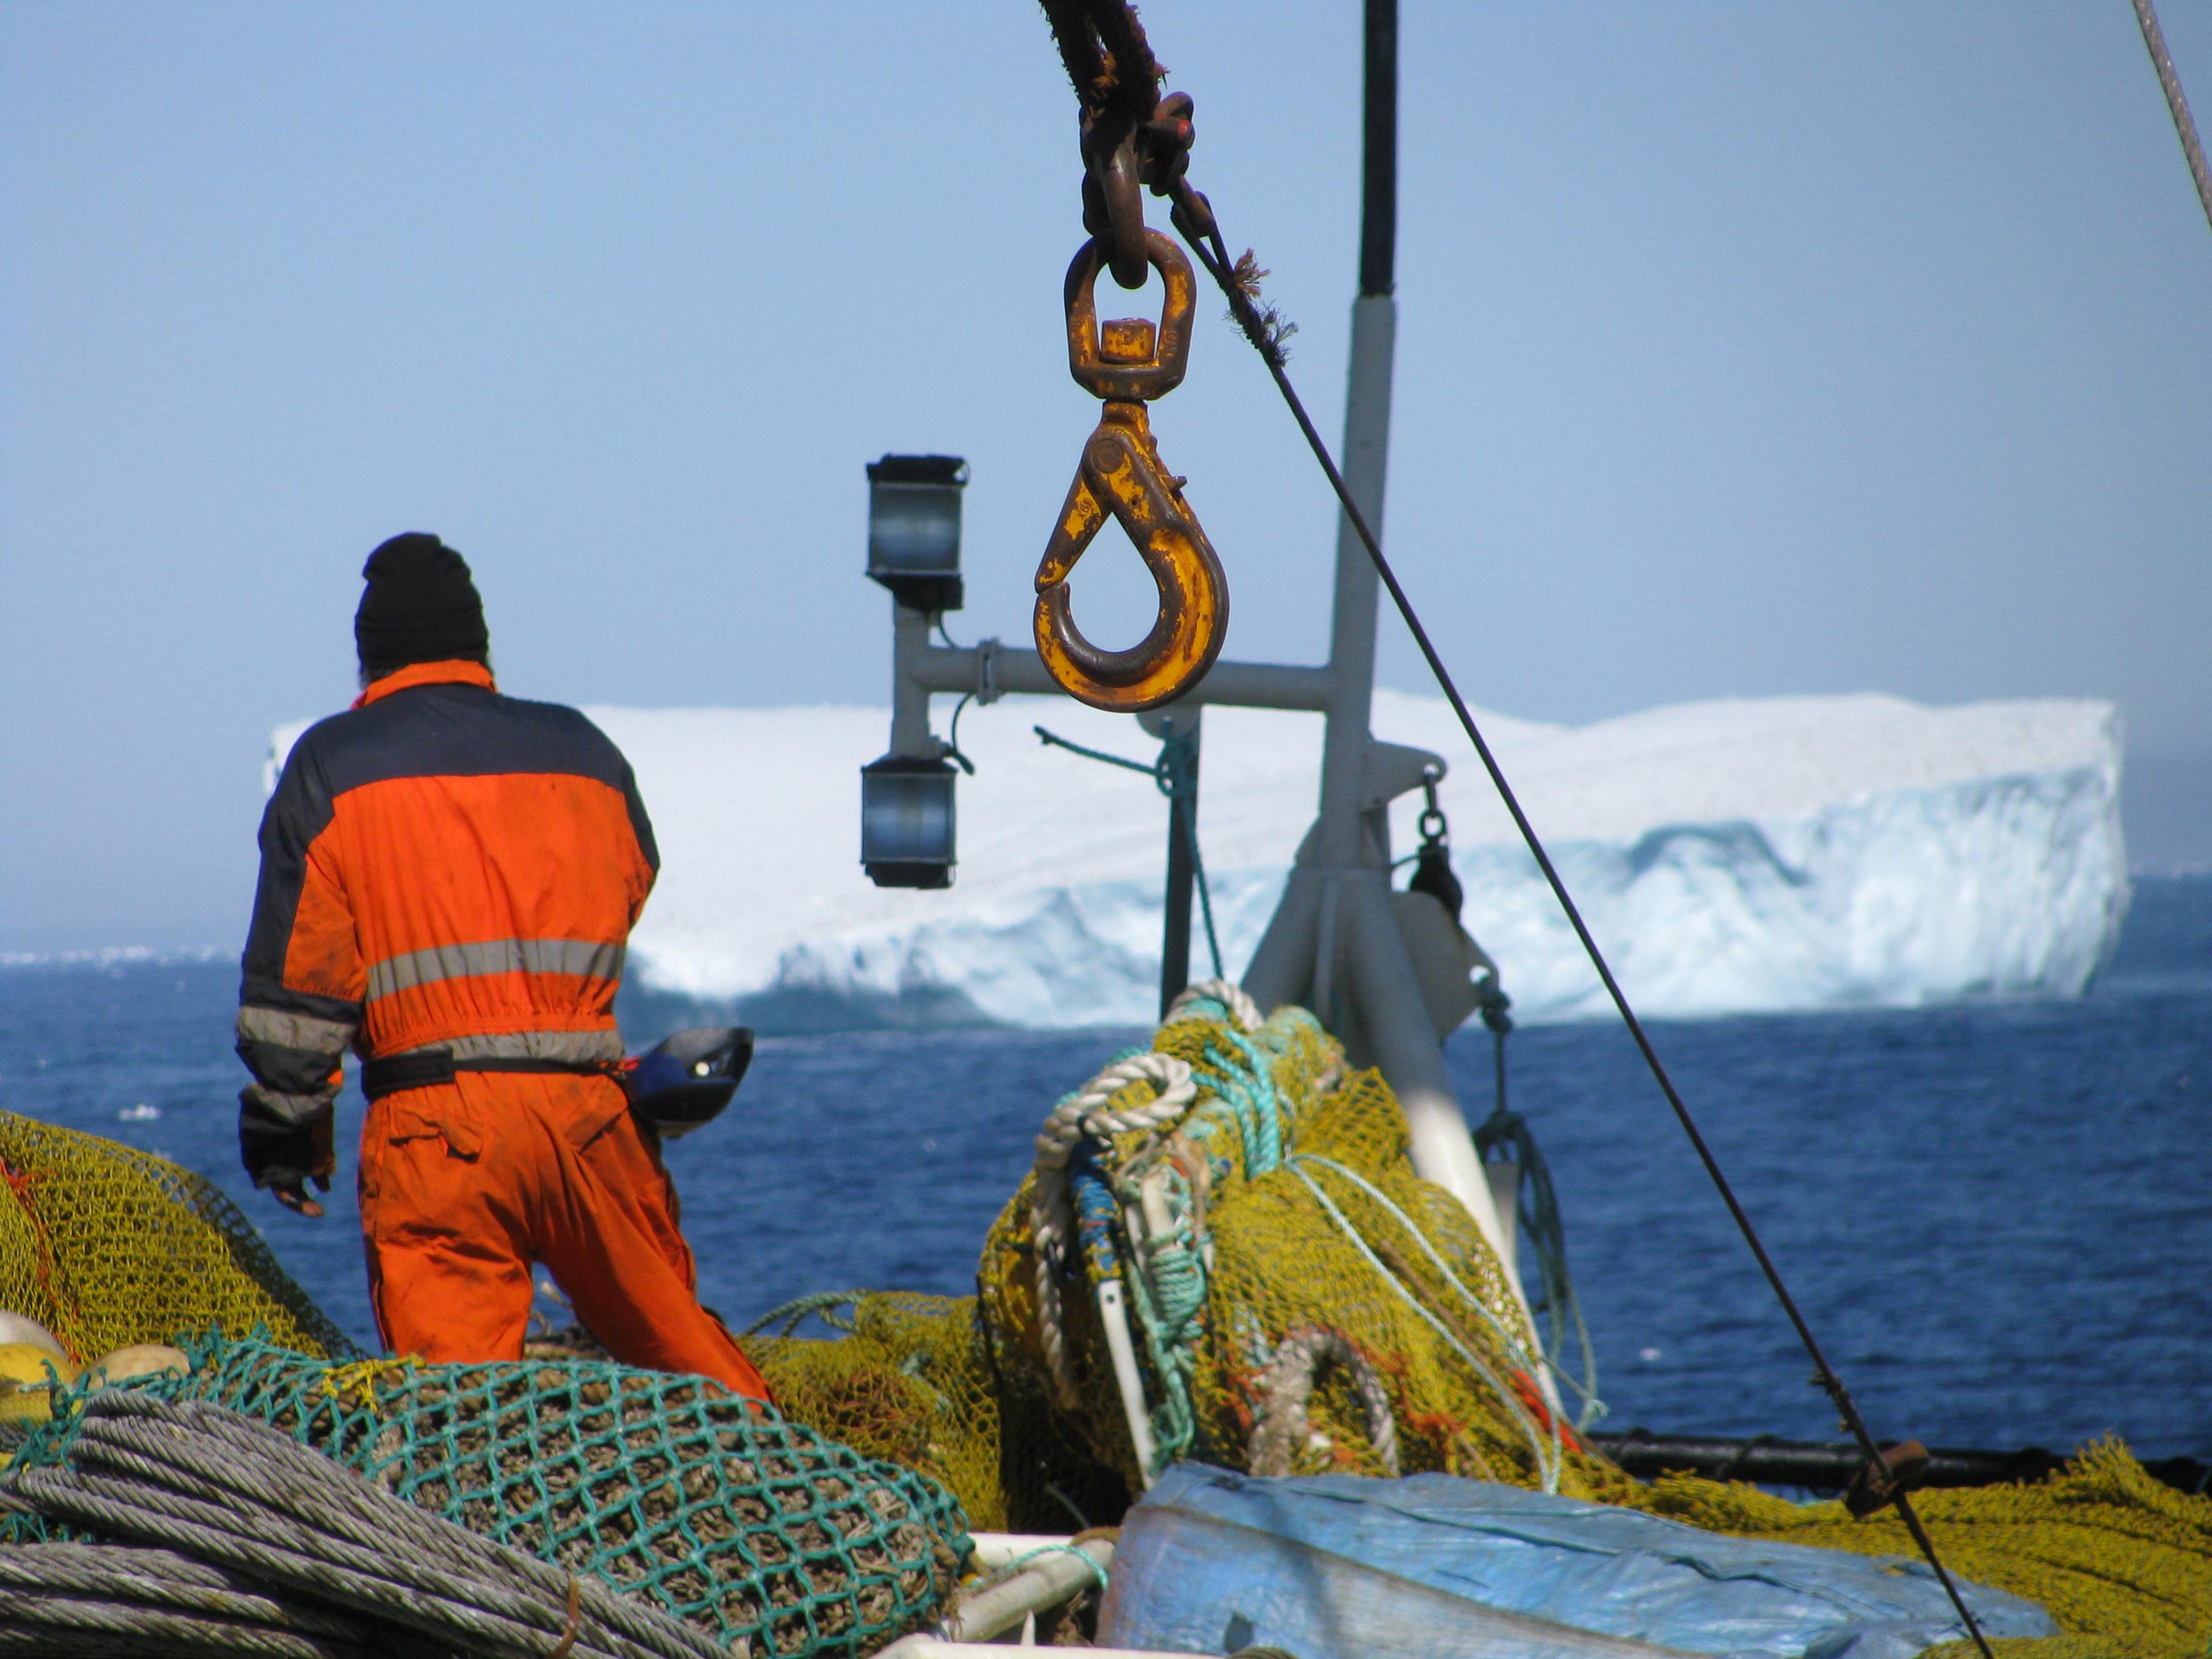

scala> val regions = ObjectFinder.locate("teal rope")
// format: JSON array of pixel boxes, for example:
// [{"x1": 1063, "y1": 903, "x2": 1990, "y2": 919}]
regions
[
  {"x1": 1201, "y1": 1030, "x2": 1284, "y2": 1176},
  {"x1": 1118, "y1": 1013, "x2": 1294, "y2": 1475},
  {"x1": 1034, "y1": 722, "x2": 1225, "y2": 980},
  {"x1": 1032, "y1": 725, "x2": 1156, "y2": 775},
  {"x1": 989, "y1": 1542, "x2": 1110, "y2": 1597},
  {"x1": 1283, "y1": 1158, "x2": 1561, "y2": 1492},
  {"x1": 739, "y1": 1290, "x2": 863, "y2": 1338},
  {"x1": 1117, "y1": 1162, "x2": 1209, "y2": 1473}
]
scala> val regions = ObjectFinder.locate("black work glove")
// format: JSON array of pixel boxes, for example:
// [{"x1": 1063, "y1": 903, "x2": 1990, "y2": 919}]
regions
[{"x1": 239, "y1": 1086, "x2": 335, "y2": 1215}]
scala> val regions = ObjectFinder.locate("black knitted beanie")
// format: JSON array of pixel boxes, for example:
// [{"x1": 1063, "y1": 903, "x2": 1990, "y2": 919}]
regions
[{"x1": 354, "y1": 533, "x2": 489, "y2": 675}]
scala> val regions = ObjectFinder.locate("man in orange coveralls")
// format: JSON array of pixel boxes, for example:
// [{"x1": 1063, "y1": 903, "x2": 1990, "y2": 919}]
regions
[{"x1": 235, "y1": 532, "x2": 770, "y2": 1399}]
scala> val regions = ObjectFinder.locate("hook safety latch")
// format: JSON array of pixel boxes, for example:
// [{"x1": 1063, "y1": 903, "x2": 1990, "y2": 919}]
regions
[{"x1": 1035, "y1": 231, "x2": 1228, "y2": 713}]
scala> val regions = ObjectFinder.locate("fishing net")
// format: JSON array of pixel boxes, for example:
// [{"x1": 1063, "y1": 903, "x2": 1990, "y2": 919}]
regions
[
  {"x1": 5, "y1": 1330, "x2": 970, "y2": 1659},
  {"x1": 1580, "y1": 1440, "x2": 2212, "y2": 1659},
  {"x1": 974, "y1": 991, "x2": 1597, "y2": 1503},
  {"x1": 0, "y1": 1111, "x2": 351, "y2": 1364},
  {"x1": 9, "y1": 1020, "x2": 2202, "y2": 1656},
  {"x1": 741, "y1": 1290, "x2": 1122, "y2": 1537},
  {"x1": 743, "y1": 1292, "x2": 1004, "y2": 1532},
  {"x1": 744, "y1": 990, "x2": 2212, "y2": 1655}
]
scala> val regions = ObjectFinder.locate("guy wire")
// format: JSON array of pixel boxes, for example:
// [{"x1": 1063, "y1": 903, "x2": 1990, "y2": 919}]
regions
[{"x1": 1031, "y1": 3, "x2": 1995, "y2": 1646}]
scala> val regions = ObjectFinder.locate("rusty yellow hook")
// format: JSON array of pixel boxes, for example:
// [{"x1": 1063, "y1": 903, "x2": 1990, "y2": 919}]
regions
[{"x1": 1034, "y1": 232, "x2": 1229, "y2": 713}]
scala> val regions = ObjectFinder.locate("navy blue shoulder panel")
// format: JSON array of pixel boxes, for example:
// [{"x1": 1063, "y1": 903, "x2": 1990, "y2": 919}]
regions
[
  {"x1": 241, "y1": 722, "x2": 342, "y2": 998},
  {"x1": 302, "y1": 683, "x2": 632, "y2": 795},
  {"x1": 291, "y1": 683, "x2": 658, "y2": 872}
]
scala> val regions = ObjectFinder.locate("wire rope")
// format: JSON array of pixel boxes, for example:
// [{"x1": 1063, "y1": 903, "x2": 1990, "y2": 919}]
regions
[
  {"x1": 2132, "y1": 0, "x2": 2212, "y2": 234},
  {"x1": 1030, "y1": 5, "x2": 2000, "y2": 1649}
]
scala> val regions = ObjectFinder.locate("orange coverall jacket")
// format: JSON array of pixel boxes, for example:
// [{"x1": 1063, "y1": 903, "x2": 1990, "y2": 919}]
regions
[{"x1": 236, "y1": 658, "x2": 768, "y2": 1399}]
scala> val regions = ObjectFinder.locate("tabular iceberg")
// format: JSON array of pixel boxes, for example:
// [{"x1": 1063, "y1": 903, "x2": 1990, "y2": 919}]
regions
[{"x1": 269, "y1": 689, "x2": 2128, "y2": 1028}]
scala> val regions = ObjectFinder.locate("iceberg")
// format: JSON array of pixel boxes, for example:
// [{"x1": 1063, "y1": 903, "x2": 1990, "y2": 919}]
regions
[{"x1": 268, "y1": 689, "x2": 2127, "y2": 1028}]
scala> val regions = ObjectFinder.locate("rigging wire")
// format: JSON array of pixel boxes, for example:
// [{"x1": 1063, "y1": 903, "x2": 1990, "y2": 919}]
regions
[
  {"x1": 1032, "y1": 4, "x2": 1998, "y2": 1649},
  {"x1": 1171, "y1": 190, "x2": 1997, "y2": 1659},
  {"x1": 1033, "y1": 722, "x2": 1225, "y2": 979},
  {"x1": 2132, "y1": 0, "x2": 2212, "y2": 235}
]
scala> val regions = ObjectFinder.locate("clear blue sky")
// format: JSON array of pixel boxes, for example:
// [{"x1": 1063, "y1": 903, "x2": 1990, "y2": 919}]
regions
[{"x1": 4, "y1": 3, "x2": 2208, "y2": 951}]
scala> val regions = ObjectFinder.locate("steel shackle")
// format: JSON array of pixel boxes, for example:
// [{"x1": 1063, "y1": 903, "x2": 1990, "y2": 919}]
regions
[
  {"x1": 1034, "y1": 400, "x2": 1227, "y2": 713},
  {"x1": 1063, "y1": 231, "x2": 1197, "y2": 402}
]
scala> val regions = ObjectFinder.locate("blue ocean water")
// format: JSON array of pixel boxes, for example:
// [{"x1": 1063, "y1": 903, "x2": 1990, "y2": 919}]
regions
[{"x1": 3, "y1": 878, "x2": 2206, "y2": 1463}]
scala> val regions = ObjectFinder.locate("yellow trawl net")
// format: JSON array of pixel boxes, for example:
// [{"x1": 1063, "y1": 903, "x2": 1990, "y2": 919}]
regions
[
  {"x1": 1583, "y1": 1440, "x2": 2212, "y2": 1658},
  {"x1": 755, "y1": 990, "x2": 2212, "y2": 1655},
  {"x1": 974, "y1": 991, "x2": 1593, "y2": 1500},
  {"x1": 0, "y1": 1111, "x2": 351, "y2": 1363}
]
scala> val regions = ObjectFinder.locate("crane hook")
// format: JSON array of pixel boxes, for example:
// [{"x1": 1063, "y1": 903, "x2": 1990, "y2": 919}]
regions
[{"x1": 1035, "y1": 232, "x2": 1228, "y2": 712}]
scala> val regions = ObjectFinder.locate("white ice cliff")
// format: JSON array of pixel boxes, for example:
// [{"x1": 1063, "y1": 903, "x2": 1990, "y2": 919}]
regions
[{"x1": 270, "y1": 690, "x2": 2127, "y2": 1028}]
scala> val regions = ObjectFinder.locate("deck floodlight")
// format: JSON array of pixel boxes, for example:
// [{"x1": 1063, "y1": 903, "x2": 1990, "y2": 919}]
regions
[
  {"x1": 866, "y1": 453, "x2": 969, "y2": 614},
  {"x1": 861, "y1": 753, "x2": 956, "y2": 888}
]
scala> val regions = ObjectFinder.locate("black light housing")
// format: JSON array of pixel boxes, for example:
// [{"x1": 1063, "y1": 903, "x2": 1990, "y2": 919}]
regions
[
  {"x1": 865, "y1": 453, "x2": 969, "y2": 614},
  {"x1": 861, "y1": 753, "x2": 956, "y2": 888}
]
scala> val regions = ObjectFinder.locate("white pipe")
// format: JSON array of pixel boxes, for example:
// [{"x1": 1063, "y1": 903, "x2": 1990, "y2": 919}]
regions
[
  {"x1": 930, "y1": 1535, "x2": 1117, "y2": 1645},
  {"x1": 1312, "y1": 293, "x2": 1398, "y2": 868},
  {"x1": 1094, "y1": 1279, "x2": 1158, "y2": 1487},
  {"x1": 1342, "y1": 875, "x2": 1557, "y2": 1417},
  {"x1": 964, "y1": 1532, "x2": 1078, "y2": 1572}
]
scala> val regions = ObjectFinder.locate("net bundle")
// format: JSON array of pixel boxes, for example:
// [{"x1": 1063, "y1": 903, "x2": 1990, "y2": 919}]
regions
[
  {"x1": 973, "y1": 987, "x2": 1595, "y2": 1503},
  {"x1": 0, "y1": 1110, "x2": 351, "y2": 1364},
  {"x1": 747, "y1": 988, "x2": 1597, "y2": 1532},
  {"x1": 6, "y1": 1332, "x2": 970, "y2": 1659},
  {"x1": 746, "y1": 993, "x2": 2212, "y2": 1655},
  {"x1": 743, "y1": 1290, "x2": 1122, "y2": 1537}
]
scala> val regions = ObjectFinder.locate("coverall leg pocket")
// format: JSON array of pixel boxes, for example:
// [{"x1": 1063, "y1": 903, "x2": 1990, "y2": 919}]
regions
[{"x1": 360, "y1": 1099, "x2": 534, "y2": 1362}]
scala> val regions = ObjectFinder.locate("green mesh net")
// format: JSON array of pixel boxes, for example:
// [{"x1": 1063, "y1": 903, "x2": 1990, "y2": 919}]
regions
[
  {"x1": 0, "y1": 1110, "x2": 352, "y2": 1363},
  {"x1": 5, "y1": 1331, "x2": 970, "y2": 1659}
]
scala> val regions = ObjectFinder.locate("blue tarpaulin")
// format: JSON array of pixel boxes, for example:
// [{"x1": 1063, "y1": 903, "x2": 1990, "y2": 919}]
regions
[{"x1": 1098, "y1": 1465, "x2": 2056, "y2": 1659}]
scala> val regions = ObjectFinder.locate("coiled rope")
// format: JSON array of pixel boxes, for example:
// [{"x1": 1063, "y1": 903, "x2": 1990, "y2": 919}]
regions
[
  {"x1": 1030, "y1": 1051, "x2": 1197, "y2": 1406},
  {"x1": 0, "y1": 1391, "x2": 720, "y2": 1659},
  {"x1": 1246, "y1": 1325, "x2": 1400, "y2": 1480}
]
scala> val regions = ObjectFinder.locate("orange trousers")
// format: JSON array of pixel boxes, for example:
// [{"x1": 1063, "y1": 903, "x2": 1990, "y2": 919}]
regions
[{"x1": 357, "y1": 1070, "x2": 771, "y2": 1401}]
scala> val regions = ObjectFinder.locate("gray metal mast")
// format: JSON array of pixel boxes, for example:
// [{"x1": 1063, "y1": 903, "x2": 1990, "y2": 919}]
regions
[{"x1": 1241, "y1": 0, "x2": 1514, "y2": 1269}]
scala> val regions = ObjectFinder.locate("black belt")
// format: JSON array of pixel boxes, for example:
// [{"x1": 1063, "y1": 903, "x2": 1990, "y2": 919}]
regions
[{"x1": 359, "y1": 1050, "x2": 618, "y2": 1102}]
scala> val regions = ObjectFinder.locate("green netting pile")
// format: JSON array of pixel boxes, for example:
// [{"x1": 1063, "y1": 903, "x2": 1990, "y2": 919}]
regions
[
  {"x1": 5, "y1": 1331, "x2": 970, "y2": 1659},
  {"x1": 744, "y1": 1290, "x2": 1126, "y2": 1536}
]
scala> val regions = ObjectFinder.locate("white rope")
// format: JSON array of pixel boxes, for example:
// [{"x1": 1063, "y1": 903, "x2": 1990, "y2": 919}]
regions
[
  {"x1": 1028, "y1": 1052, "x2": 1197, "y2": 1406},
  {"x1": 1283, "y1": 1160, "x2": 1560, "y2": 1492},
  {"x1": 1165, "y1": 978, "x2": 1263, "y2": 1034},
  {"x1": 1293, "y1": 1153, "x2": 1548, "y2": 1381}
]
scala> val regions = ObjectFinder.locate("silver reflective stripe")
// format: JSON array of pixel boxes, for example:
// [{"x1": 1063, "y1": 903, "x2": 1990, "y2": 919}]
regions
[
  {"x1": 242, "y1": 1083, "x2": 337, "y2": 1127},
  {"x1": 364, "y1": 938, "x2": 626, "y2": 1003},
  {"x1": 387, "y1": 1028, "x2": 626, "y2": 1067},
  {"x1": 236, "y1": 1005, "x2": 356, "y2": 1056}
]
